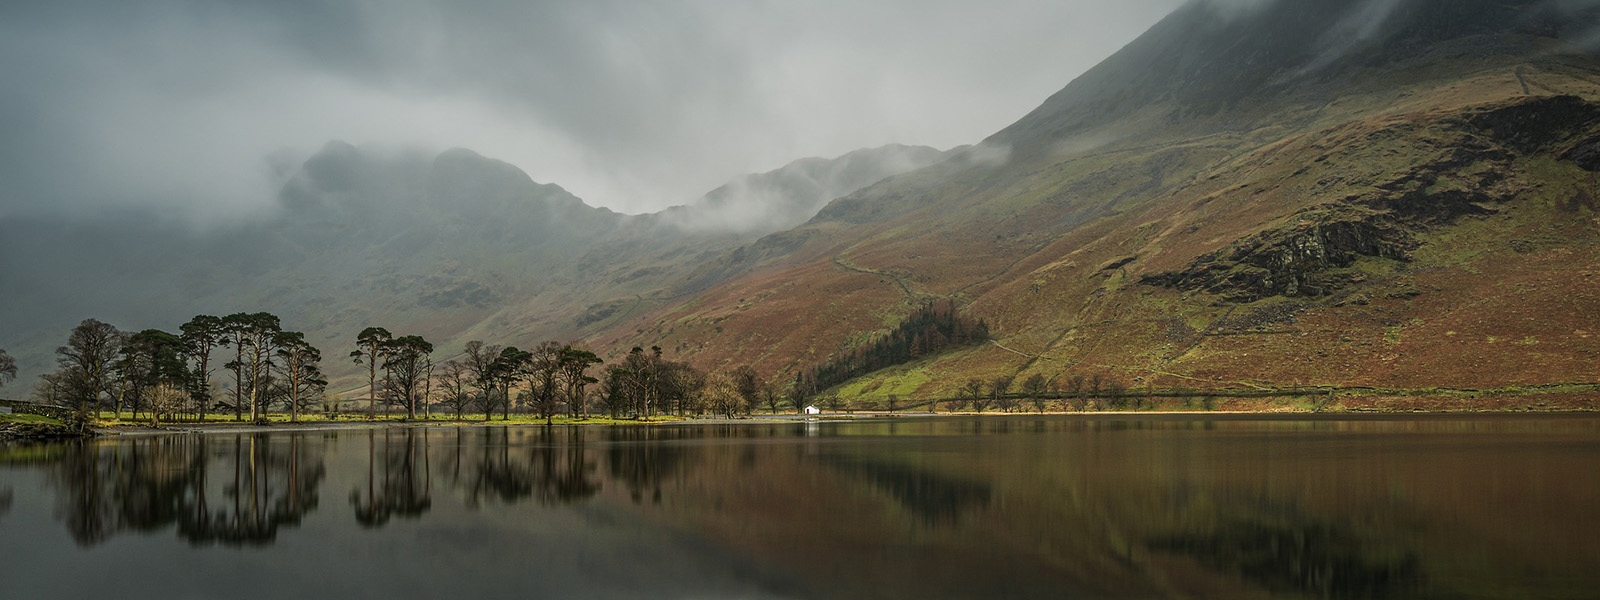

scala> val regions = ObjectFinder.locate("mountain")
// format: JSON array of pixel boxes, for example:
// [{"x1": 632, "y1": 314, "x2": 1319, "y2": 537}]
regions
[
  {"x1": 0, "y1": 143, "x2": 949, "y2": 390},
  {"x1": 652, "y1": 144, "x2": 953, "y2": 235},
  {"x1": 589, "y1": 0, "x2": 1600, "y2": 402},
  {"x1": 8, "y1": 0, "x2": 1600, "y2": 407}
]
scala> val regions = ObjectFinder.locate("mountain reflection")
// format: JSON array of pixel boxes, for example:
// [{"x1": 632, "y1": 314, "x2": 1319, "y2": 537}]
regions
[
  {"x1": 1154, "y1": 502, "x2": 1423, "y2": 599},
  {"x1": 821, "y1": 456, "x2": 991, "y2": 525},
  {"x1": 46, "y1": 433, "x2": 324, "y2": 547},
  {"x1": 5, "y1": 417, "x2": 1595, "y2": 600}
]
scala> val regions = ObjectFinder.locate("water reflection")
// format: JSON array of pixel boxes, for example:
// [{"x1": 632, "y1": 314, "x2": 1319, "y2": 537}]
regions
[
  {"x1": 42, "y1": 434, "x2": 324, "y2": 546},
  {"x1": 351, "y1": 428, "x2": 431, "y2": 527},
  {"x1": 822, "y1": 456, "x2": 991, "y2": 525},
  {"x1": 1154, "y1": 503, "x2": 1422, "y2": 598},
  {"x1": 444, "y1": 427, "x2": 602, "y2": 508},
  {"x1": 1, "y1": 416, "x2": 1597, "y2": 599}
]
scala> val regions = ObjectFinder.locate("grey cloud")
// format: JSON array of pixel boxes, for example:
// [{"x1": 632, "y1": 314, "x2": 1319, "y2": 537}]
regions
[{"x1": 0, "y1": 0, "x2": 1184, "y2": 220}]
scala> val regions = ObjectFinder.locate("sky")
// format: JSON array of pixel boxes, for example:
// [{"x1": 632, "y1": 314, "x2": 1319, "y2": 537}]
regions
[{"x1": 0, "y1": 0, "x2": 1189, "y2": 220}]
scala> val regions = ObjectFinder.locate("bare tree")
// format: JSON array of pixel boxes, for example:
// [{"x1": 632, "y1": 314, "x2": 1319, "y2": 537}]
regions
[
  {"x1": 1088, "y1": 374, "x2": 1104, "y2": 411},
  {"x1": 701, "y1": 372, "x2": 742, "y2": 418},
  {"x1": 1021, "y1": 373, "x2": 1049, "y2": 412},
  {"x1": 991, "y1": 375, "x2": 1015, "y2": 412},
  {"x1": 1066, "y1": 375, "x2": 1087, "y2": 411},
  {"x1": 462, "y1": 341, "x2": 502, "y2": 421},
  {"x1": 436, "y1": 360, "x2": 474, "y2": 420},
  {"x1": 56, "y1": 318, "x2": 122, "y2": 419},
  {"x1": 0, "y1": 348, "x2": 17, "y2": 392},
  {"x1": 731, "y1": 365, "x2": 762, "y2": 416},
  {"x1": 761, "y1": 382, "x2": 782, "y2": 414},
  {"x1": 964, "y1": 378, "x2": 988, "y2": 412},
  {"x1": 1104, "y1": 379, "x2": 1128, "y2": 411}
]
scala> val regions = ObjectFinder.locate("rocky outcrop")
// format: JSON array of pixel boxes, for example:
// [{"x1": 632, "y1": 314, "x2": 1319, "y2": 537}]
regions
[
  {"x1": 1141, "y1": 97, "x2": 1600, "y2": 303},
  {"x1": 1142, "y1": 205, "x2": 1415, "y2": 302}
]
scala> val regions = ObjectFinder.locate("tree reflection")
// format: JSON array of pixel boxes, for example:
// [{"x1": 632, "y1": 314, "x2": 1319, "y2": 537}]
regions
[
  {"x1": 1154, "y1": 504, "x2": 1423, "y2": 599},
  {"x1": 350, "y1": 428, "x2": 432, "y2": 527},
  {"x1": 822, "y1": 456, "x2": 992, "y2": 526},
  {"x1": 445, "y1": 427, "x2": 601, "y2": 509},
  {"x1": 605, "y1": 426, "x2": 689, "y2": 505},
  {"x1": 47, "y1": 434, "x2": 325, "y2": 547}
]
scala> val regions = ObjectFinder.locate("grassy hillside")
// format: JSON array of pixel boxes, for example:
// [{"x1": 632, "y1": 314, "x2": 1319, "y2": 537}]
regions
[{"x1": 593, "y1": 3, "x2": 1600, "y2": 404}]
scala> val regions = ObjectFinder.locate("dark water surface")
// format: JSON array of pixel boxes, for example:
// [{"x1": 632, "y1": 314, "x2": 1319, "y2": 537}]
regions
[{"x1": 2, "y1": 415, "x2": 1598, "y2": 599}]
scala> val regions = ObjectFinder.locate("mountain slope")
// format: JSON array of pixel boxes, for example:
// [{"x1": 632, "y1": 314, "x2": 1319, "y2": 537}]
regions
[
  {"x1": 592, "y1": 0, "x2": 1600, "y2": 401},
  {"x1": 0, "y1": 143, "x2": 949, "y2": 389}
]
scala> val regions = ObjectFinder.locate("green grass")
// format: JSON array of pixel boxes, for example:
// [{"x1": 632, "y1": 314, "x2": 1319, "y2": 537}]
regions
[
  {"x1": 832, "y1": 364, "x2": 935, "y2": 407},
  {"x1": 0, "y1": 413, "x2": 66, "y2": 427},
  {"x1": 89, "y1": 410, "x2": 689, "y2": 427}
]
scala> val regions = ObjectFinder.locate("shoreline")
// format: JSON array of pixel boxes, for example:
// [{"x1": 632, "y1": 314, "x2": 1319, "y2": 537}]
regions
[{"x1": 84, "y1": 407, "x2": 1600, "y2": 438}]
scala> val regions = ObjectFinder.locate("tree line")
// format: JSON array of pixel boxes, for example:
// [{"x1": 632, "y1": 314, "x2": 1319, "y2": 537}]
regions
[
  {"x1": 937, "y1": 373, "x2": 1218, "y2": 413},
  {"x1": 437, "y1": 343, "x2": 798, "y2": 422},
  {"x1": 804, "y1": 300, "x2": 989, "y2": 394},
  {"x1": 29, "y1": 314, "x2": 330, "y2": 424},
  {"x1": 20, "y1": 316, "x2": 812, "y2": 425}
]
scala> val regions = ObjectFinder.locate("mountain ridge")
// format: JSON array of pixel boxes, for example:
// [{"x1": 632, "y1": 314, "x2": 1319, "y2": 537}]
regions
[{"x1": 589, "y1": 0, "x2": 1600, "y2": 402}]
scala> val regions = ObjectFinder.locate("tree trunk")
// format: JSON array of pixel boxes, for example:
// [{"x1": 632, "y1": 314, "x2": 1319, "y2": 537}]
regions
[
  {"x1": 367, "y1": 343, "x2": 377, "y2": 421},
  {"x1": 289, "y1": 358, "x2": 300, "y2": 424}
]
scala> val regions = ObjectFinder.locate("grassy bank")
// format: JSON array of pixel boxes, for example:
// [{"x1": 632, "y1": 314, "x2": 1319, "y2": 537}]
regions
[{"x1": 1, "y1": 412, "x2": 93, "y2": 443}]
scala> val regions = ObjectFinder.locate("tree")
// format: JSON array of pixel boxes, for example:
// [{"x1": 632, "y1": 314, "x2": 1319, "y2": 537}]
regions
[
  {"x1": 788, "y1": 373, "x2": 815, "y2": 414},
  {"x1": 32, "y1": 371, "x2": 67, "y2": 407},
  {"x1": 1021, "y1": 373, "x2": 1049, "y2": 412},
  {"x1": 274, "y1": 330, "x2": 324, "y2": 423},
  {"x1": 381, "y1": 335, "x2": 434, "y2": 420},
  {"x1": 1065, "y1": 375, "x2": 1087, "y2": 411},
  {"x1": 600, "y1": 367, "x2": 630, "y2": 418},
  {"x1": 350, "y1": 327, "x2": 393, "y2": 420},
  {"x1": 111, "y1": 330, "x2": 144, "y2": 419},
  {"x1": 963, "y1": 378, "x2": 987, "y2": 412},
  {"x1": 558, "y1": 346, "x2": 602, "y2": 420},
  {"x1": 618, "y1": 347, "x2": 655, "y2": 417},
  {"x1": 525, "y1": 342, "x2": 563, "y2": 423},
  {"x1": 1104, "y1": 379, "x2": 1128, "y2": 411},
  {"x1": 701, "y1": 372, "x2": 741, "y2": 418},
  {"x1": 761, "y1": 382, "x2": 782, "y2": 414},
  {"x1": 0, "y1": 348, "x2": 16, "y2": 392},
  {"x1": 179, "y1": 315, "x2": 224, "y2": 421},
  {"x1": 56, "y1": 318, "x2": 122, "y2": 419},
  {"x1": 236, "y1": 313, "x2": 282, "y2": 423},
  {"x1": 732, "y1": 365, "x2": 763, "y2": 416},
  {"x1": 492, "y1": 346, "x2": 532, "y2": 421},
  {"x1": 655, "y1": 361, "x2": 704, "y2": 416},
  {"x1": 436, "y1": 360, "x2": 474, "y2": 420},
  {"x1": 421, "y1": 358, "x2": 435, "y2": 419},
  {"x1": 462, "y1": 341, "x2": 502, "y2": 421},
  {"x1": 115, "y1": 329, "x2": 186, "y2": 422},
  {"x1": 220, "y1": 313, "x2": 253, "y2": 421},
  {"x1": 991, "y1": 375, "x2": 1014, "y2": 412}
]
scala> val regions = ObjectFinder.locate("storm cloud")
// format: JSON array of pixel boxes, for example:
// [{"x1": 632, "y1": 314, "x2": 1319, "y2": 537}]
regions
[{"x1": 0, "y1": 0, "x2": 1185, "y2": 221}]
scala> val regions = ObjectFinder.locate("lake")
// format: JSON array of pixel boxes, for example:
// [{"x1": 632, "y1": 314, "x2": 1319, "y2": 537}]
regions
[{"x1": 1, "y1": 415, "x2": 1597, "y2": 599}]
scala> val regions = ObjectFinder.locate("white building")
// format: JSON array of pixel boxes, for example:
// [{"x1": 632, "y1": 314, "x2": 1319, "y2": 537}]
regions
[{"x1": 804, "y1": 405, "x2": 821, "y2": 415}]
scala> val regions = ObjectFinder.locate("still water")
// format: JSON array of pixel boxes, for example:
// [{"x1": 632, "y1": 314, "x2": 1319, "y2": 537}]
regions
[{"x1": 1, "y1": 415, "x2": 1597, "y2": 599}]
